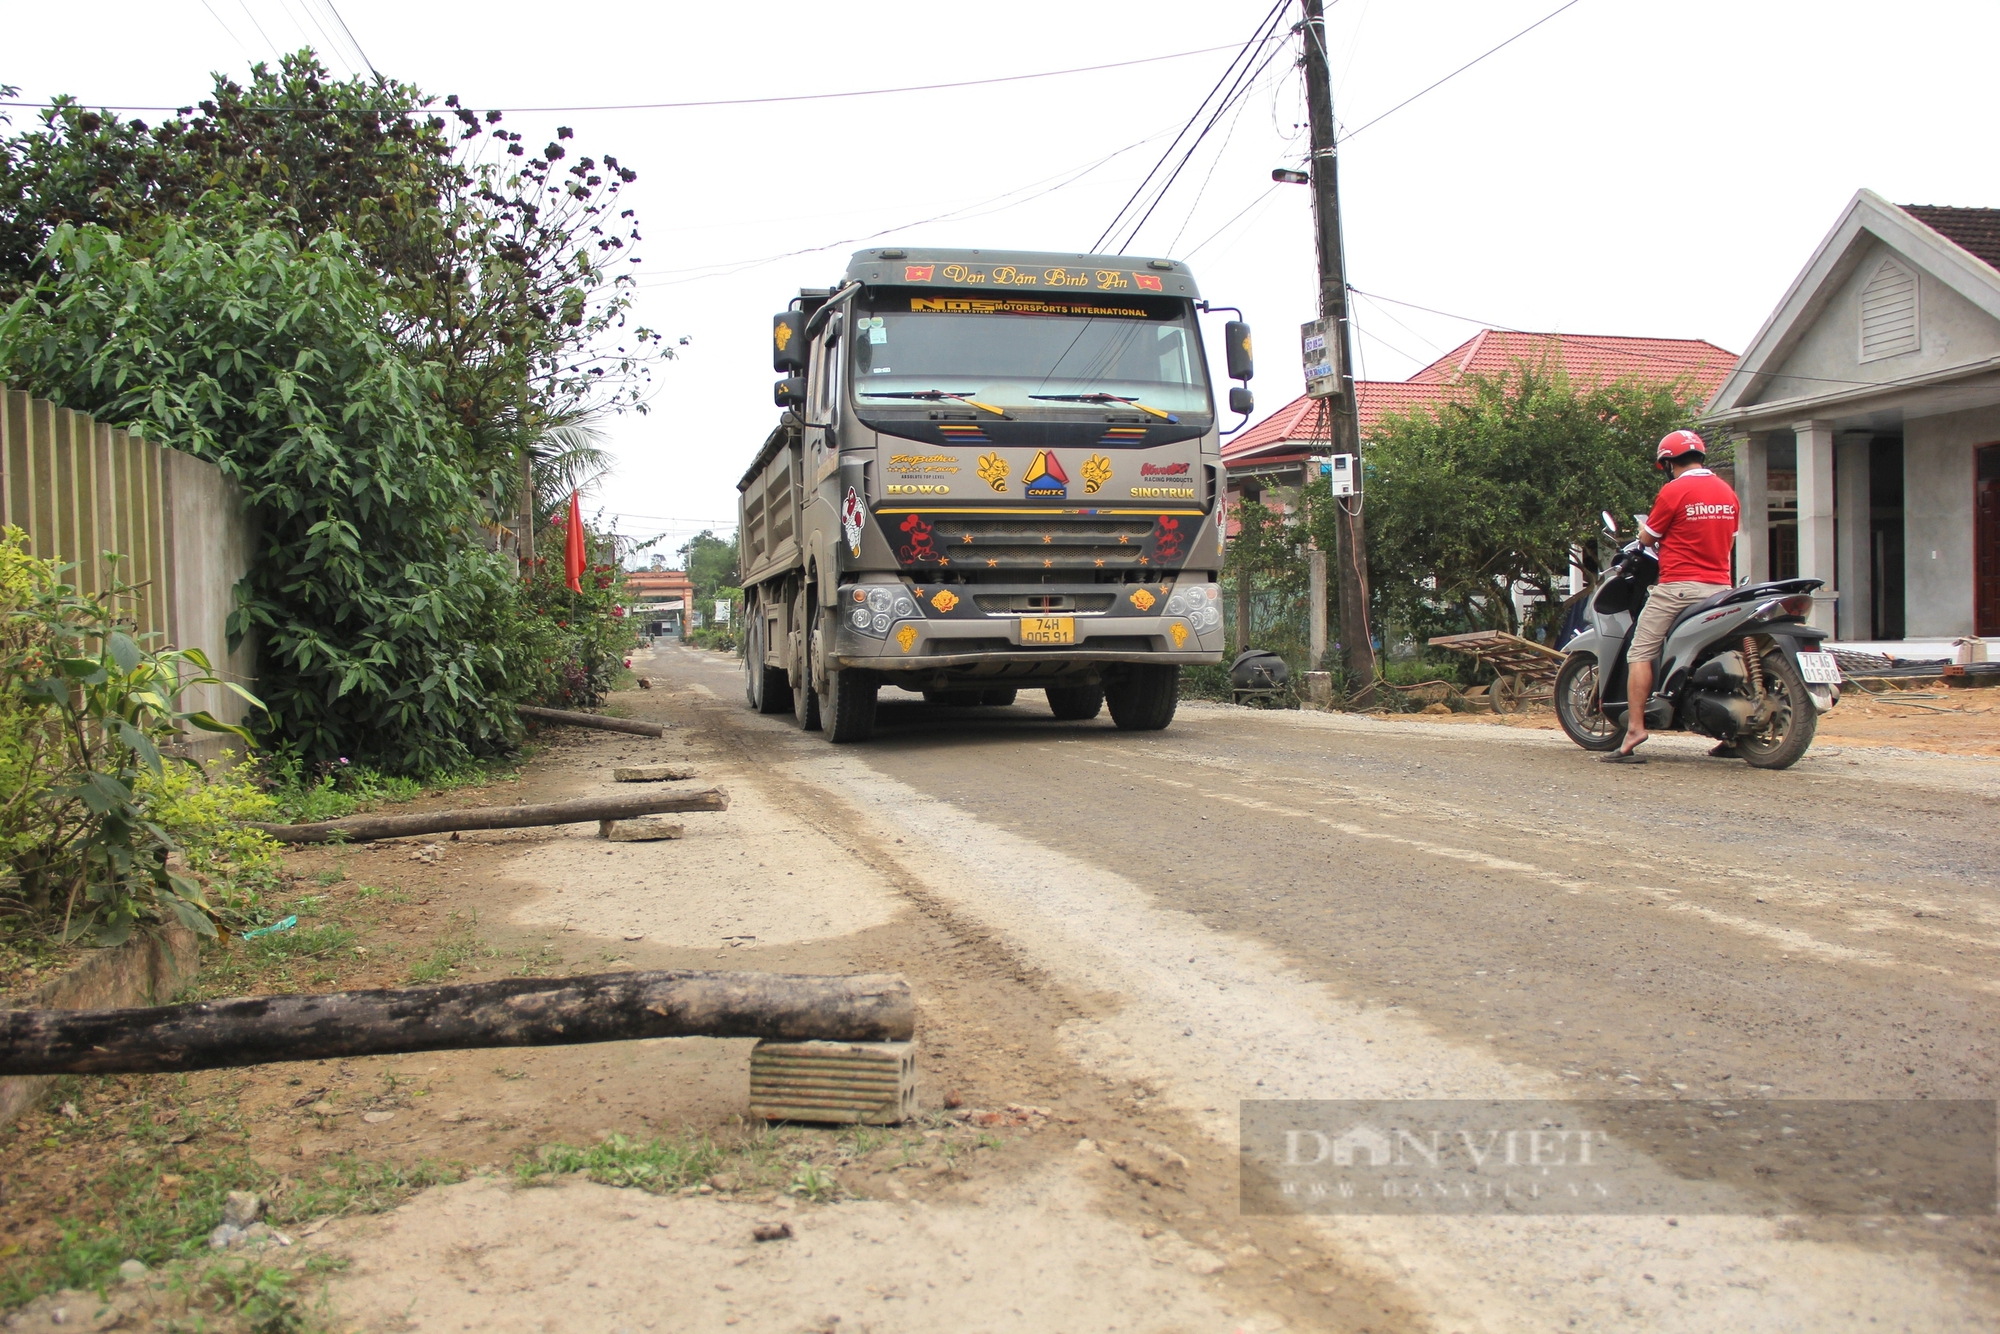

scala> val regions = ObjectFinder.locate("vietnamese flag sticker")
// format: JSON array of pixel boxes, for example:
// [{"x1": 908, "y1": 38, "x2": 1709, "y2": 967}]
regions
[
  {"x1": 905, "y1": 264, "x2": 935, "y2": 282},
  {"x1": 1134, "y1": 273, "x2": 1164, "y2": 291}
]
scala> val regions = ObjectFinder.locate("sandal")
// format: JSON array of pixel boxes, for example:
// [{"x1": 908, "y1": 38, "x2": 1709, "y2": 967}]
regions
[{"x1": 1600, "y1": 750, "x2": 1648, "y2": 764}]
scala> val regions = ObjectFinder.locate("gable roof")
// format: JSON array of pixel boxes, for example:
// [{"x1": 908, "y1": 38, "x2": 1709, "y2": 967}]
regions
[
  {"x1": 1899, "y1": 205, "x2": 2000, "y2": 273},
  {"x1": 1706, "y1": 190, "x2": 2000, "y2": 422},
  {"x1": 1223, "y1": 330, "x2": 1736, "y2": 467},
  {"x1": 1407, "y1": 330, "x2": 1736, "y2": 391}
]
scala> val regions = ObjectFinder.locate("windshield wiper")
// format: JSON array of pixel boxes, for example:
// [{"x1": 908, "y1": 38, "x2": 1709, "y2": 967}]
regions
[
  {"x1": 1028, "y1": 392, "x2": 1179, "y2": 423},
  {"x1": 860, "y1": 390, "x2": 1011, "y2": 418}
]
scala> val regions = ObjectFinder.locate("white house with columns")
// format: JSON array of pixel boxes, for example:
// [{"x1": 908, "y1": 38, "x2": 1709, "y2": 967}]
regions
[{"x1": 1704, "y1": 190, "x2": 2000, "y2": 647}]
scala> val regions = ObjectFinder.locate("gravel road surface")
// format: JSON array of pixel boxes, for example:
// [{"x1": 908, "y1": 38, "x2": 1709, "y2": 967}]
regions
[{"x1": 654, "y1": 642, "x2": 2000, "y2": 1332}]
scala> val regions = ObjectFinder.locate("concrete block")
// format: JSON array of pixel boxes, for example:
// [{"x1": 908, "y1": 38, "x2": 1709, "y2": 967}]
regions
[
  {"x1": 598, "y1": 818, "x2": 685, "y2": 842},
  {"x1": 749, "y1": 1040, "x2": 916, "y2": 1125},
  {"x1": 613, "y1": 764, "x2": 695, "y2": 782},
  {"x1": 1304, "y1": 671, "x2": 1333, "y2": 709}
]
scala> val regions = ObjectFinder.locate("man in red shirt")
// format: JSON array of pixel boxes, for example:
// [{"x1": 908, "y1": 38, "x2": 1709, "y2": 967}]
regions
[{"x1": 1609, "y1": 430, "x2": 1740, "y2": 761}]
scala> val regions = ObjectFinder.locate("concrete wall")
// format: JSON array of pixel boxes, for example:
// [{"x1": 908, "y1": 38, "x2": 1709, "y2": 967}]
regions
[
  {"x1": 161, "y1": 449, "x2": 261, "y2": 751},
  {"x1": 1, "y1": 383, "x2": 257, "y2": 760},
  {"x1": 1903, "y1": 402, "x2": 2000, "y2": 637},
  {"x1": 1757, "y1": 239, "x2": 2000, "y2": 406}
]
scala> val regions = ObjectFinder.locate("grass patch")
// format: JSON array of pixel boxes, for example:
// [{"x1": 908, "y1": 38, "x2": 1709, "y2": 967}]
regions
[
  {"x1": 404, "y1": 915, "x2": 487, "y2": 984},
  {"x1": 520, "y1": 1132, "x2": 734, "y2": 1193},
  {"x1": 0, "y1": 1074, "x2": 462, "y2": 1321},
  {"x1": 261, "y1": 752, "x2": 529, "y2": 826}
]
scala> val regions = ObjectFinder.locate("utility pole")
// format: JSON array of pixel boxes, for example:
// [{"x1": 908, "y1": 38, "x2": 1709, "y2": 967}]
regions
[{"x1": 1299, "y1": 0, "x2": 1377, "y2": 694}]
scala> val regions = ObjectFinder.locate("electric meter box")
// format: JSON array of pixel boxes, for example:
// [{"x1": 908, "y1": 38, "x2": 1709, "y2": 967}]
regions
[{"x1": 1321, "y1": 453, "x2": 1357, "y2": 497}]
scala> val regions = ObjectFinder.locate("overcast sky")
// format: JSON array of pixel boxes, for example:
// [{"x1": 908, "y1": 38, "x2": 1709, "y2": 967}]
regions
[{"x1": 10, "y1": 1, "x2": 1996, "y2": 565}]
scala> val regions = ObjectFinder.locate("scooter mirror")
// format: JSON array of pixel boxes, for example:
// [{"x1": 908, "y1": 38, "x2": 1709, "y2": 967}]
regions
[{"x1": 1601, "y1": 510, "x2": 1617, "y2": 535}]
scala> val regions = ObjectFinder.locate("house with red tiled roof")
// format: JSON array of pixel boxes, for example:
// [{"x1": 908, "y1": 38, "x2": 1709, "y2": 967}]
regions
[
  {"x1": 1705, "y1": 189, "x2": 2000, "y2": 645},
  {"x1": 1221, "y1": 330, "x2": 1736, "y2": 513}
]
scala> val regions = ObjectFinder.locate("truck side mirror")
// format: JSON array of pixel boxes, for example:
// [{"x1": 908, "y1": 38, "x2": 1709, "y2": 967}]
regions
[
  {"x1": 1225, "y1": 321, "x2": 1253, "y2": 381},
  {"x1": 1229, "y1": 386, "x2": 1254, "y2": 415},
  {"x1": 774, "y1": 376, "x2": 806, "y2": 408},
  {"x1": 773, "y1": 312, "x2": 805, "y2": 373}
]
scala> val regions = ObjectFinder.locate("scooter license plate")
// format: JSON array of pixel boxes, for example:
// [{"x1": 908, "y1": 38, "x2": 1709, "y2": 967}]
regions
[{"x1": 1796, "y1": 651, "x2": 1841, "y2": 684}]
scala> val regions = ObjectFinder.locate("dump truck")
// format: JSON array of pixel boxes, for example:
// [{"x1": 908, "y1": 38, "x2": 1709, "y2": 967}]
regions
[{"x1": 736, "y1": 247, "x2": 1254, "y2": 742}]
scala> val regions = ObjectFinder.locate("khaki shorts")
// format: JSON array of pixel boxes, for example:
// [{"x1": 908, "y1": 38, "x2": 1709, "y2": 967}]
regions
[{"x1": 1628, "y1": 581, "x2": 1731, "y2": 667}]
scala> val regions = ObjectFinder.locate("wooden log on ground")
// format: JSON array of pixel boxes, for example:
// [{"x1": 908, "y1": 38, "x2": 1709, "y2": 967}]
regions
[
  {"x1": 518, "y1": 705, "x2": 665, "y2": 737},
  {"x1": 0, "y1": 969, "x2": 914, "y2": 1077},
  {"x1": 251, "y1": 788, "x2": 728, "y2": 844}
]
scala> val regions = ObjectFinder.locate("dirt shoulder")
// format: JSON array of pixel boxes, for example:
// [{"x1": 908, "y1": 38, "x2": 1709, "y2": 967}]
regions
[{"x1": 2, "y1": 656, "x2": 1418, "y2": 1334}]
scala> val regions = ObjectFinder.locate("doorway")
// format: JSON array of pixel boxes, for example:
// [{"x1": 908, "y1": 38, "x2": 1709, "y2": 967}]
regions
[
  {"x1": 1871, "y1": 436, "x2": 1905, "y2": 640},
  {"x1": 1978, "y1": 443, "x2": 2000, "y2": 636}
]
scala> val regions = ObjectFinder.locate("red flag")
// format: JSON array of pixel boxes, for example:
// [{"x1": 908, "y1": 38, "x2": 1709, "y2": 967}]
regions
[{"x1": 564, "y1": 491, "x2": 586, "y2": 593}]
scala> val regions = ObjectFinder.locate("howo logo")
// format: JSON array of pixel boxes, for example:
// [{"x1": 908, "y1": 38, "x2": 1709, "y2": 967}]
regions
[{"x1": 1140, "y1": 461, "x2": 1191, "y2": 476}]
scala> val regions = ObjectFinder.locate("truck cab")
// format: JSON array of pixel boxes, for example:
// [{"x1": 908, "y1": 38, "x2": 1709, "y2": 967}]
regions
[{"x1": 738, "y1": 247, "x2": 1252, "y2": 741}]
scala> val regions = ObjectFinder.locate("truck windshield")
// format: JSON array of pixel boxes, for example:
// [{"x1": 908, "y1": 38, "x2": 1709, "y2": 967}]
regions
[{"x1": 849, "y1": 291, "x2": 1210, "y2": 416}]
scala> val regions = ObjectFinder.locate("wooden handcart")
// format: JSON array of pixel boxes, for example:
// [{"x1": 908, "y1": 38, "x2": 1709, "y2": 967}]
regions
[{"x1": 1425, "y1": 631, "x2": 1566, "y2": 713}]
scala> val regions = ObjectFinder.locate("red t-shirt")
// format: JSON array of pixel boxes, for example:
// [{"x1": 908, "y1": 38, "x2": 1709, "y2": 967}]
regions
[{"x1": 1643, "y1": 467, "x2": 1739, "y2": 584}]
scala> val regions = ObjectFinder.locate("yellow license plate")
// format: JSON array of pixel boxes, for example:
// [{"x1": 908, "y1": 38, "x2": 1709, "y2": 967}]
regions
[{"x1": 1018, "y1": 617, "x2": 1076, "y2": 645}]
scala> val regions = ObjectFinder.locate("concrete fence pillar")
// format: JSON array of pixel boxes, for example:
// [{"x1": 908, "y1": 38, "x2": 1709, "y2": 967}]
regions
[
  {"x1": 1735, "y1": 434, "x2": 1769, "y2": 586},
  {"x1": 1792, "y1": 419, "x2": 1837, "y2": 632}
]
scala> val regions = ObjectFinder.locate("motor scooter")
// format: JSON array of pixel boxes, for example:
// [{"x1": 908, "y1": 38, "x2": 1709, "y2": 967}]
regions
[{"x1": 1554, "y1": 512, "x2": 1841, "y2": 769}]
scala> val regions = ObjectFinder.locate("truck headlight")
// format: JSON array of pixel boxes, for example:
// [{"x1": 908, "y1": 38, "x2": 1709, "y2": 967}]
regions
[
  {"x1": 1166, "y1": 583, "x2": 1221, "y2": 629},
  {"x1": 848, "y1": 583, "x2": 923, "y2": 639}
]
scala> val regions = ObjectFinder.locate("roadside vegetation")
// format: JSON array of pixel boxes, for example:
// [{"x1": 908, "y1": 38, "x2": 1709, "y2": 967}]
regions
[
  {"x1": 0, "y1": 56, "x2": 659, "y2": 774},
  {"x1": 1220, "y1": 364, "x2": 1710, "y2": 703}
]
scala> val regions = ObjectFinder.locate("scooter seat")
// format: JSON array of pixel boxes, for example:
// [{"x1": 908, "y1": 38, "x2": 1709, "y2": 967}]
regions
[{"x1": 1666, "y1": 588, "x2": 1743, "y2": 636}]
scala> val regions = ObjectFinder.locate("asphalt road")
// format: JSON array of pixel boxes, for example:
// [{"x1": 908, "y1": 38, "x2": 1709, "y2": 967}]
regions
[{"x1": 657, "y1": 642, "x2": 2000, "y2": 1330}]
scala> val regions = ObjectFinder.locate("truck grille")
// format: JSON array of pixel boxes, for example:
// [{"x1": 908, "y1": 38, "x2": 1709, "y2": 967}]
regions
[{"x1": 926, "y1": 517, "x2": 1160, "y2": 570}]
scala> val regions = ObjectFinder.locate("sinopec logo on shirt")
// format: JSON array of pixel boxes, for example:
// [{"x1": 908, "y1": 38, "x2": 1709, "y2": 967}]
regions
[{"x1": 1023, "y1": 451, "x2": 1070, "y2": 498}]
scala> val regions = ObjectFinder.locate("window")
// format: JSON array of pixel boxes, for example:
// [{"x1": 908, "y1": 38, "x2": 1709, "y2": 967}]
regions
[{"x1": 1859, "y1": 255, "x2": 1920, "y2": 362}]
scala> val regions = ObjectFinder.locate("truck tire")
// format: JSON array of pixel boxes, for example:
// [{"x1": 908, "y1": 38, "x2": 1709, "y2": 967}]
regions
[
  {"x1": 1106, "y1": 665, "x2": 1179, "y2": 731},
  {"x1": 1045, "y1": 684, "x2": 1104, "y2": 721},
  {"x1": 745, "y1": 610, "x2": 790, "y2": 714},
  {"x1": 820, "y1": 667, "x2": 879, "y2": 742},
  {"x1": 980, "y1": 688, "x2": 1018, "y2": 706},
  {"x1": 793, "y1": 594, "x2": 822, "y2": 732}
]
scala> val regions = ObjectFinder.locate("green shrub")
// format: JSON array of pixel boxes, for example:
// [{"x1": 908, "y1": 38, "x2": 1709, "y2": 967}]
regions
[{"x1": 0, "y1": 529, "x2": 259, "y2": 943}]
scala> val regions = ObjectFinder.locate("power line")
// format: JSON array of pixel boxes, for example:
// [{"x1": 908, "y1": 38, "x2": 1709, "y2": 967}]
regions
[
  {"x1": 1347, "y1": 285, "x2": 1528, "y2": 332},
  {"x1": 633, "y1": 127, "x2": 1175, "y2": 289},
  {"x1": 1340, "y1": 0, "x2": 1587, "y2": 141},
  {"x1": 1093, "y1": 2, "x2": 1290, "y2": 252},
  {"x1": 1180, "y1": 182, "x2": 1280, "y2": 260},
  {"x1": 196, "y1": 0, "x2": 258, "y2": 61},
  {"x1": 313, "y1": 0, "x2": 377, "y2": 76},
  {"x1": 0, "y1": 41, "x2": 1242, "y2": 115},
  {"x1": 233, "y1": 0, "x2": 284, "y2": 63}
]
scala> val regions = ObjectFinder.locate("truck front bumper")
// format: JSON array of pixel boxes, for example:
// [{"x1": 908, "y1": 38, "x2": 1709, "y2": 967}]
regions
[{"x1": 832, "y1": 613, "x2": 1226, "y2": 671}]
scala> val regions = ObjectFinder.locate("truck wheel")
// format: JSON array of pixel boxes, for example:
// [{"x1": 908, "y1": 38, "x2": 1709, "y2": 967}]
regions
[
  {"x1": 1045, "y1": 684, "x2": 1104, "y2": 721},
  {"x1": 980, "y1": 688, "x2": 1018, "y2": 706},
  {"x1": 820, "y1": 667, "x2": 879, "y2": 742},
  {"x1": 1738, "y1": 651, "x2": 1817, "y2": 770},
  {"x1": 1106, "y1": 665, "x2": 1179, "y2": 731},
  {"x1": 793, "y1": 595, "x2": 822, "y2": 731},
  {"x1": 745, "y1": 610, "x2": 790, "y2": 714}
]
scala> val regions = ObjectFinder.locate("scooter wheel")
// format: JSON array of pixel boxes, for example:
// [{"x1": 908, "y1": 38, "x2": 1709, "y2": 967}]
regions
[
  {"x1": 1737, "y1": 651, "x2": 1817, "y2": 770},
  {"x1": 1554, "y1": 652, "x2": 1622, "y2": 751}
]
